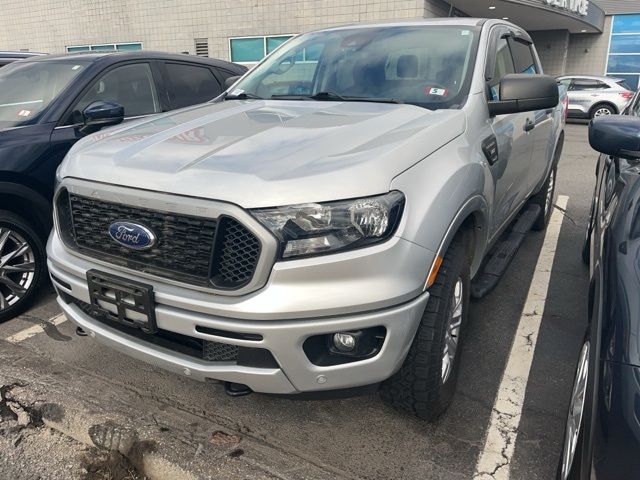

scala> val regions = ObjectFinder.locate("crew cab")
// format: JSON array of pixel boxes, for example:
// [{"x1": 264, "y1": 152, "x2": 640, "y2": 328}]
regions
[
  {"x1": 48, "y1": 19, "x2": 565, "y2": 420},
  {"x1": 0, "y1": 51, "x2": 246, "y2": 320}
]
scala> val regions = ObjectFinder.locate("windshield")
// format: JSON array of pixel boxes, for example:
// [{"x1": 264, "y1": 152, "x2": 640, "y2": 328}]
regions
[
  {"x1": 0, "y1": 60, "x2": 87, "y2": 129},
  {"x1": 231, "y1": 25, "x2": 479, "y2": 109}
]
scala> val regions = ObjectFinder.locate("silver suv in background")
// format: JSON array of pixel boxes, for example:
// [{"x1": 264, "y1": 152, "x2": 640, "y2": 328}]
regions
[
  {"x1": 557, "y1": 75, "x2": 635, "y2": 119},
  {"x1": 48, "y1": 19, "x2": 564, "y2": 420}
]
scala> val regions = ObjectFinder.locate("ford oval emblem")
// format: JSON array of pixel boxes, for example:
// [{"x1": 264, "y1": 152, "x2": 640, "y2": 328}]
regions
[{"x1": 108, "y1": 221, "x2": 156, "y2": 250}]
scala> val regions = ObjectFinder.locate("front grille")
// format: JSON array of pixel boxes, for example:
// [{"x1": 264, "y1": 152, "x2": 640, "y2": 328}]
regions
[
  {"x1": 211, "y1": 217, "x2": 262, "y2": 289},
  {"x1": 56, "y1": 190, "x2": 261, "y2": 289}
]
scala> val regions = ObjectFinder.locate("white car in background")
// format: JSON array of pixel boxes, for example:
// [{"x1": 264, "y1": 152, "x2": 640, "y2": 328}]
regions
[{"x1": 557, "y1": 74, "x2": 635, "y2": 119}]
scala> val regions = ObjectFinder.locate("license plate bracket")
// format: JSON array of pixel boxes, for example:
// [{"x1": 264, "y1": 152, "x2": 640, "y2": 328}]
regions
[{"x1": 87, "y1": 269, "x2": 157, "y2": 334}]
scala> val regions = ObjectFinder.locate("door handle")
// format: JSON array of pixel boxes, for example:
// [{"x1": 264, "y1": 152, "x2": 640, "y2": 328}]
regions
[{"x1": 524, "y1": 119, "x2": 535, "y2": 132}]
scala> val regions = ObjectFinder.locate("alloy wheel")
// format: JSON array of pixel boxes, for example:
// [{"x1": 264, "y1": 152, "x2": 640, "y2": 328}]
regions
[
  {"x1": 560, "y1": 341, "x2": 590, "y2": 480},
  {"x1": 593, "y1": 107, "x2": 612, "y2": 117},
  {"x1": 0, "y1": 227, "x2": 36, "y2": 311},
  {"x1": 442, "y1": 277, "x2": 463, "y2": 383}
]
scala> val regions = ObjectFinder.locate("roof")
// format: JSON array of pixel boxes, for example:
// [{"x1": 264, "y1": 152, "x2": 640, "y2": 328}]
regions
[
  {"x1": 592, "y1": 0, "x2": 639, "y2": 15},
  {"x1": 0, "y1": 51, "x2": 45, "y2": 58},
  {"x1": 321, "y1": 17, "x2": 487, "y2": 31},
  {"x1": 18, "y1": 51, "x2": 245, "y2": 72}
]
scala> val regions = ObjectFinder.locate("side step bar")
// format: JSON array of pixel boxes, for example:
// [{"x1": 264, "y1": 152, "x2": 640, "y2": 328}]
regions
[{"x1": 471, "y1": 204, "x2": 541, "y2": 299}]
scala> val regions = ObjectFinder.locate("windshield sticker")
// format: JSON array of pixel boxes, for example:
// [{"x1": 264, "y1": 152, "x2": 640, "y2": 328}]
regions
[
  {"x1": 17, "y1": 110, "x2": 32, "y2": 117},
  {"x1": 461, "y1": 30, "x2": 470, "y2": 36},
  {"x1": 72, "y1": 65, "x2": 82, "y2": 70},
  {"x1": 426, "y1": 87, "x2": 448, "y2": 97}
]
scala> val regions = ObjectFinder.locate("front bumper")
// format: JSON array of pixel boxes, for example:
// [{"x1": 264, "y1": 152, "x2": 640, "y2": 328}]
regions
[{"x1": 47, "y1": 232, "x2": 430, "y2": 394}]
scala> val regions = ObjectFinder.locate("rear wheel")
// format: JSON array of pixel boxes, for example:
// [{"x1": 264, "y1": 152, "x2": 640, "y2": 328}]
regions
[
  {"x1": 0, "y1": 211, "x2": 46, "y2": 322},
  {"x1": 531, "y1": 165, "x2": 557, "y2": 231},
  {"x1": 590, "y1": 104, "x2": 615, "y2": 119},
  {"x1": 557, "y1": 339, "x2": 590, "y2": 480},
  {"x1": 380, "y1": 236, "x2": 469, "y2": 421}
]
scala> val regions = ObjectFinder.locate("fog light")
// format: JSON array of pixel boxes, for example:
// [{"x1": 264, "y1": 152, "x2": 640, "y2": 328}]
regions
[{"x1": 333, "y1": 333, "x2": 356, "y2": 352}]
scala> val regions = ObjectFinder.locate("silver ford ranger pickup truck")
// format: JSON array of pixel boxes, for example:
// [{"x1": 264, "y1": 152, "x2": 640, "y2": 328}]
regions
[{"x1": 47, "y1": 18, "x2": 564, "y2": 420}]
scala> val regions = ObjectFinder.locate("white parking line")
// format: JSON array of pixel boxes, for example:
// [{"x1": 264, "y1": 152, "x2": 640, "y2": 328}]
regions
[
  {"x1": 474, "y1": 195, "x2": 570, "y2": 480},
  {"x1": 4, "y1": 313, "x2": 68, "y2": 344}
]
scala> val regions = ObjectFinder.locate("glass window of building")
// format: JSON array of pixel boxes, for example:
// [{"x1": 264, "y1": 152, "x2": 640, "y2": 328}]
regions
[
  {"x1": 607, "y1": 15, "x2": 640, "y2": 90},
  {"x1": 230, "y1": 35, "x2": 294, "y2": 63},
  {"x1": 66, "y1": 42, "x2": 142, "y2": 53}
]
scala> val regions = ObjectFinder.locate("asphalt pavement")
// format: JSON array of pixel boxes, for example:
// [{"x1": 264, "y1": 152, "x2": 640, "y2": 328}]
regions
[{"x1": 0, "y1": 123, "x2": 595, "y2": 480}]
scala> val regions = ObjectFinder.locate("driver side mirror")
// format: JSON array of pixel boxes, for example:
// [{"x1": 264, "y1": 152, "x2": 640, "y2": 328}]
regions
[
  {"x1": 488, "y1": 74, "x2": 559, "y2": 116},
  {"x1": 80, "y1": 101, "x2": 124, "y2": 134},
  {"x1": 589, "y1": 115, "x2": 640, "y2": 160}
]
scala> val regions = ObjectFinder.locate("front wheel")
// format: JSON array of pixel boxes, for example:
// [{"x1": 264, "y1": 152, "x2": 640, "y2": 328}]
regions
[
  {"x1": 0, "y1": 210, "x2": 46, "y2": 322},
  {"x1": 380, "y1": 236, "x2": 470, "y2": 421}
]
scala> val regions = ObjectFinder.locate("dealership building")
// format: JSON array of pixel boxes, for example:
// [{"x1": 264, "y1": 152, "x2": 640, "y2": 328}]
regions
[{"x1": 2, "y1": 0, "x2": 640, "y2": 88}]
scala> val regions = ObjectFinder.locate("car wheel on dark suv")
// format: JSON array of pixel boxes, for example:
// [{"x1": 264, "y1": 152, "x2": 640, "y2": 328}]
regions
[{"x1": 0, "y1": 210, "x2": 47, "y2": 321}]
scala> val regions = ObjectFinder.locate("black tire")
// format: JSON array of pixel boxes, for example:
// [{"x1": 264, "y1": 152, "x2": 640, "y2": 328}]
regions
[
  {"x1": 556, "y1": 336, "x2": 592, "y2": 480},
  {"x1": 589, "y1": 103, "x2": 615, "y2": 119},
  {"x1": 531, "y1": 165, "x2": 557, "y2": 231},
  {"x1": 0, "y1": 210, "x2": 47, "y2": 322},
  {"x1": 380, "y1": 236, "x2": 470, "y2": 421}
]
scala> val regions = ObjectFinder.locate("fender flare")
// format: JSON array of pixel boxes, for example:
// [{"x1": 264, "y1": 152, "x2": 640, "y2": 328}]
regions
[
  {"x1": 0, "y1": 182, "x2": 52, "y2": 236},
  {"x1": 429, "y1": 195, "x2": 489, "y2": 282}
]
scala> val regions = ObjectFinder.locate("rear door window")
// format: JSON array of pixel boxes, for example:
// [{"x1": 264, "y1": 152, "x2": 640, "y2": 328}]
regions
[
  {"x1": 163, "y1": 62, "x2": 222, "y2": 109},
  {"x1": 570, "y1": 79, "x2": 608, "y2": 91},
  {"x1": 558, "y1": 78, "x2": 572, "y2": 88}
]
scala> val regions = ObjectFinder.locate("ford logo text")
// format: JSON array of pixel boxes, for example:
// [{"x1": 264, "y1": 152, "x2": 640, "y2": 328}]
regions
[{"x1": 108, "y1": 221, "x2": 156, "y2": 250}]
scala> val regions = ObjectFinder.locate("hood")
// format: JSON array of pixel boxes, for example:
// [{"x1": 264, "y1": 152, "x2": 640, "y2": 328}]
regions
[{"x1": 60, "y1": 100, "x2": 466, "y2": 208}]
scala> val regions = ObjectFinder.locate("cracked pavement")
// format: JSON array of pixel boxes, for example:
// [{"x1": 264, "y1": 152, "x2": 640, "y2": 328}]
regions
[{"x1": 0, "y1": 124, "x2": 593, "y2": 479}]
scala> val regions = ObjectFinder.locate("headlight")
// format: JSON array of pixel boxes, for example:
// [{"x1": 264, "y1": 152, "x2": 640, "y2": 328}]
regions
[{"x1": 252, "y1": 191, "x2": 405, "y2": 259}]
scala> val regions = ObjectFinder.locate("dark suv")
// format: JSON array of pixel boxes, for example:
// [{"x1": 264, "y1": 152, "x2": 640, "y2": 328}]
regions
[{"x1": 0, "y1": 51, "x2": 246, "y2": 320}]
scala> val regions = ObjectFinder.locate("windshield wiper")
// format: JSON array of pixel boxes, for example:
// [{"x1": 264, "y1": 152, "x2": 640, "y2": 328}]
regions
[
  {"x1": 271, "y1": 91, "x2": 403, "y2": 104},
  {"x1": 223, "y1": 92, "x2": 263, "y2": 100},
  {"x1": 310, "y1": 91, "x2": 346, "y2": 101},
  {"x1": 343, "y1": 96, "x2": 404, "y2": 104}
]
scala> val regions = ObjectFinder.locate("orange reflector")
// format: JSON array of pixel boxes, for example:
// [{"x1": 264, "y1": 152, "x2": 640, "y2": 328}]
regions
[{"x1": 425, "y1": 255, "x2": 443, "y2": 289}]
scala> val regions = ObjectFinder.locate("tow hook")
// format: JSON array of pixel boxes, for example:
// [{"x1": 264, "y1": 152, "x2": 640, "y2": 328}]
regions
[{"x1": 224, "y1": 382, "x2": 253, "y2": 397}]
